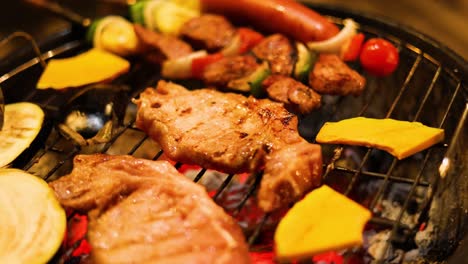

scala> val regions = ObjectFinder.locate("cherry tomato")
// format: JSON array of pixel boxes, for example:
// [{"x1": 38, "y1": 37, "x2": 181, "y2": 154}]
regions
[{"x1": 359, "y1": 38, "x2": 399, "y2": 77}]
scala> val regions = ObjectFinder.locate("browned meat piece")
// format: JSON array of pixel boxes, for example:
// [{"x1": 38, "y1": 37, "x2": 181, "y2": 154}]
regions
[
  {"x1": 309, "y1": 54, "x2": 366, "y2": 96},
  {"x1": 179, "y1": 14, "x2": 236, "y2": 52},
  {"x1": 202, "y1": 55, "x2": 260, "y2": 87},
  {"x1": 135, "y1": 81, "x2": 323, "y2": 212},
  {"x1": 50, "y1": 154, "x2": 251, "y2": 264},
  {"x1": 262, "y1": 75, "x2": 321, "y2": 114},
  {"x1": 134, "y1": 24, "x2": 193, "y2": 64},
  {"x1": 259, "y1": 142, "x2": 322, "y2": 212},
  {"x1": 251, "y1": 34, "x2": 295, "y2": 76}
]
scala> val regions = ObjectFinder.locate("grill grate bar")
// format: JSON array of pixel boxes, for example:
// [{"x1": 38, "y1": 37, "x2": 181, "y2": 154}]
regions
[
  {"x1": 22, "y1": 131, "x2": 63, "y2": 171},
  {"x1": 342, "y1": 52, "x2": 423, "y2": 199},
  {"x1": 370, "y1": 60, "x2": 442, "y2": 211},
  {"x1": 372, "y1": 63, "x2": 452, "y2": 262},
  {"x1": 126, "y1": 135, "x2": 149, "y2": 155},
  {"x1": 193, "y1": 168, "x2": 207, "y2": 183},
  {"x1": 415, "y1": 80, "x2": 464, "y2": 229},
  {"x1": 152, "y1": 149, "x2": 164, "y2": 161},
  {"x1": 387, "y1": 54, "x2": 423, "y2": 118},
  {"x1": 173, "y1": 162, "x2": 182, "y2": 169},
  {"x1": 233, "y1": 172, "x2": 263, "y2": 215},
  {"x1": 414, "y1": 66, "x2": 442, "y2": 120},
  {"x1": 248, "y1": 213, "x2": 270, "y2": 246},
  {"x1": 369, "y1": 159, "x2": 399, "y2": 210},
  {"x1": 333, "y1": 165, "x2": 431, "y2": 188},
  {"x1": 213, "y1": 174, "x2": 235, "y2": 201},
  {"x1": 44, "y1": 148, "x2": 80, "y2": 181},
  {"x1": 379, "y1": 149, "x2": 435, "y2": 262}
]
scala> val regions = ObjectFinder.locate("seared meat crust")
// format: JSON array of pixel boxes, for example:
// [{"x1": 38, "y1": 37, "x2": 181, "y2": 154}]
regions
[
  {"x1": 262, "y1": 75, "x2": 321, "y2": 114},
  {"x1": 309, "y1": 54, "x2": 366, "y2": 96},
  {"x1": 251, "y1": 34, "x2": 295, "y2": 76},
  {"x1": 50, "y1": 154, "x2": 251, "y2": 264},
  {"x1": 180, "y1": 14, "x2": 236, "y2": 52},
  {"x1": 134, "y1": 24, "x2": 193, "y2": 64},
  {"x1": 135, "y1": 81, "x2": 322, "y2": 211},
  {"x1": 259, "y1": 142, "x2": 322, "y2": 212},
  {"x1": 202, "y1": 55, "x2": 260, "y2": 87}
]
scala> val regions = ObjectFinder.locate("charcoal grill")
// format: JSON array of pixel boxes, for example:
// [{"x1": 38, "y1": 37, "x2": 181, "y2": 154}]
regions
[{"x1": 0, "y1": 2, "x2": 466, "y2": 263}]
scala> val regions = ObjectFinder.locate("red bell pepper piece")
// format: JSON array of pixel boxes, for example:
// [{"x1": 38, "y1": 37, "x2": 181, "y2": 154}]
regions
[
  {"x1": 191, "y1": 52, "x2": 224, "y2": 79},
  {"x1": 238, "y1": 27, "x2": 264, "y2": 54},
  {"x1": 341, "y1": 33, "x2": 365, "y2": 62},
  {"x1": 72, "y1": 239, "x2": 92, "y2": 257}
]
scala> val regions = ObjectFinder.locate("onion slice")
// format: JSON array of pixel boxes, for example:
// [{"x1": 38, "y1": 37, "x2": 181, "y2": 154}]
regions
[
  {"x1": 0, "y1": 169, "x2": 66, "y2": 263},
  {"x1": 161, "y1": 50, "x2": 208, "y2": 79},
  {"x1": 307, "y1": 19, "x2": 358, "y2": 54}
]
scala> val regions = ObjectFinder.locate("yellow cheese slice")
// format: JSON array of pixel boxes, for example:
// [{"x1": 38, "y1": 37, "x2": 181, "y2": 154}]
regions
[
  {"x1": 274, "y1": 185, "x2": 371, "y2": 261},
  {"x1": 316, "y1": 117, "x2": 444, "y2": 159},
  {"x1": 37, "y1": 48, "x2": 130, "y2": 90}
]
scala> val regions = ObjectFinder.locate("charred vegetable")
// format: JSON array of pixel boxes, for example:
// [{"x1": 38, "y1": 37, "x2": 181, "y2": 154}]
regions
[
  {"x1": 86, "y1": 16, "x2": 139, "y2": 57},
  {"x1": 130, "y1": 0, "x2": 200, "y2": 35},
  {"x1": 0, "y1": 169, "x2": 66, "y2": 263},
  {"x1": 0, "y1": 102, "x2": 44, "y2": 168},
  {"x1": 58, "y1": 84, "x2": 130, "y2": 147}
]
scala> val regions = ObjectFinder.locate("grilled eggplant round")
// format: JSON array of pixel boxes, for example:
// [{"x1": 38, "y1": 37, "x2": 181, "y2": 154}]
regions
[
  {"x1": 0, "y1": 169, "x2": 66, "y2": 264},
  {"x1": 0, "y1": 102, "x2": 44, "y2": 168}
]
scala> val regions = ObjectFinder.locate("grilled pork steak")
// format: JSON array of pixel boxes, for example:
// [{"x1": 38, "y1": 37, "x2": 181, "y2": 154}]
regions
[
  {"x1": 135, "y1": 81, "x2": 323, "y2": 212},
  {"x1": 50, "y1": 154, "x2": 251, "y2": 264}
]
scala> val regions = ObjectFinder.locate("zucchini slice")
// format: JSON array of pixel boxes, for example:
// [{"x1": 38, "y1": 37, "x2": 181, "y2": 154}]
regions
[
  {"x1": 0, "y1": 102, "x2": 44, "y2": 168},
  {"x1": 0, "y1": 169, "x2": 66, "y2": 264},
  {"x1": 227, "y1": 61, "x2": 271, "y2": 98},
  {"x1": 88, "y1": 16, "x2": 139, "y2": 57},
  {"x1": 134, "y1": 0, "x2": 199, "y2": 35},
  {"x1": 294, "y1": 42, "x2": 318, "y2": 83}
]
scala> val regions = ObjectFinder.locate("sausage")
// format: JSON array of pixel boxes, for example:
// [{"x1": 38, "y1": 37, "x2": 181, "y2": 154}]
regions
[{"x1": 200, "y1": 0, "x2": 339, "y2": 42}]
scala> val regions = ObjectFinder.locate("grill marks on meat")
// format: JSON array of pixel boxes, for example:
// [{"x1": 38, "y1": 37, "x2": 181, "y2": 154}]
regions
[
  {"x1": 259, "y1": 142, "x2": 322, "y2": 212},
  {"x1": 251, "y1": 34, "x2": 296, "y2": 76},
  {"x1": 262, "y1": 75, "x2": 321, "y2": 114},
  {"x1": 309, "y1": 54, "x2": 366, "y2": 96},
  {"x1": 135, "y1": 81, "x2": 322, "y2": 212},
  {"x1": 202, "y1": 55, "x2": 260, "y2": 87},
  {"x1": 134, "y1": 24, "x2": 193, "y2": 64},
  {"x1": 180, "y1": 15, "x2": 236, "y2": 52},
  {"x1": 50, "y1": 154, "x2": 251, "y2": 264}
]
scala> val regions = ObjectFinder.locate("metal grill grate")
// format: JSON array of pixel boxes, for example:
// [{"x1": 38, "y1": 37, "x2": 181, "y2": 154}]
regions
[{"x1": 0, "y1": 5, "x2": 466, "y2": 264}]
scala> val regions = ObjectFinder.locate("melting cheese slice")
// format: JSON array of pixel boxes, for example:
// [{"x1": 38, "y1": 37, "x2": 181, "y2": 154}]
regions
[
  {"x1": 274, "y1": 185, "x2": 371, "y2": 261},
  {"x1": 316, "y1": 117, "x2": 444, "y2": 159},
  {"x1": 37, "y1": 48, "x2": 130, "y2": 90}
]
